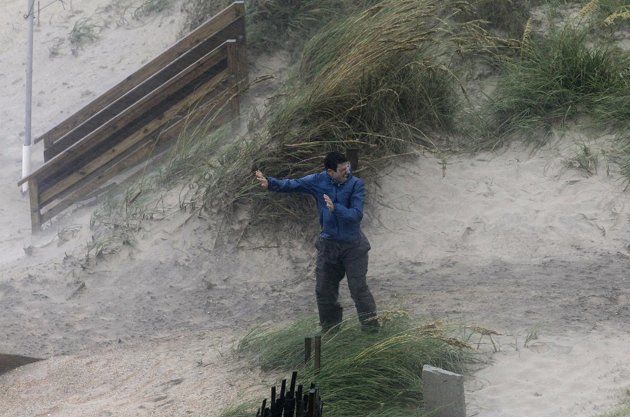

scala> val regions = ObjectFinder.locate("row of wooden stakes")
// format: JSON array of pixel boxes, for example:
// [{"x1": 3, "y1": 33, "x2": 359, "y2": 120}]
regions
[
  {"x1": 255, "y1": 336, "x2": 324, "y2": 417},
  {"x1": 255, "y1": 372, "x2": 323, "y2": 417}
]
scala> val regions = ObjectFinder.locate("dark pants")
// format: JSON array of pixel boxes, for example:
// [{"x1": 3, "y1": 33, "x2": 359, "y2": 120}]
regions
[{"x1": 315, "y1": 234, "x2": 378, "y2": 329}]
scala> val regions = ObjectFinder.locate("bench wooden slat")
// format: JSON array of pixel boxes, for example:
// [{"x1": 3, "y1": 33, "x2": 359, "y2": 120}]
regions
[
  {"x1": 35, "y1": 1, "x2": 244, "y2": 147},
  {"x1": 39, "y1": 68, "x2": 233, "y2": 206},
  {"x1": 40, "y1": 103, "x2": 232, "y2": 224}
]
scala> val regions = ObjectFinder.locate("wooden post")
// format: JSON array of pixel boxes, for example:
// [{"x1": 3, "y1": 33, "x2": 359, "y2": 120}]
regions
[
  {"x1": 295, "y1": 385, "x2": 304, "y2": 417},
  {"x1": 290, "y1": 371, "x2": 298, "y2": 394},
  {"x1": 307, "y1": 388, "x2": 316, "y2": 417},
  {"x1": 225, "y1": 40, "x2": 241, "y2": 129},
  {"x1": 233, "y1": 2, "x2": 248, "y2": 85},
  {"x1": 313, "y1": 336, "x2": 321, "y2": 375},
  {"x1": 27, "y1": 178, "x2": 41, "y2": 231},
  {"x1": 346, "y1": 148, "x2": 359, "y2": 171},
  {"x1": 304, "y1": 337, "x2": 312, "y2": 364}
]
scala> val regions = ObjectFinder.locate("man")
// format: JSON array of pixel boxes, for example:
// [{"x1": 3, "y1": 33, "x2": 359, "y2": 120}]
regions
[{"x1": 255, "y1": 151, "x2": 378, "y2": 331}]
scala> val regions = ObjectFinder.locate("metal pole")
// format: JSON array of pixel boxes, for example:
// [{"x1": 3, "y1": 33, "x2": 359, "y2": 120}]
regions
[{"x1": 22, "y1": 0, "x2": 35, "y2": 194}]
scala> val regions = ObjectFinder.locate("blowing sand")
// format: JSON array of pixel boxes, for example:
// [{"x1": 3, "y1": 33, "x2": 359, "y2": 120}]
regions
[{"x1": 0, "y1": 1, "x2": 629, "y2": 416}]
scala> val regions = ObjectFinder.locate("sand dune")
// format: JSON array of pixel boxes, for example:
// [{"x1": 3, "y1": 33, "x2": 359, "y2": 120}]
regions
[{"x1": 0, "y1": 1, "x2": 628, "y2": 416}]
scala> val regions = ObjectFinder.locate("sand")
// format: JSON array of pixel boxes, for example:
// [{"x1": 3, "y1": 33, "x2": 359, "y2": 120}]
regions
[{"x1": 0, "y1": 1, "x2": 629, "y2": 416}]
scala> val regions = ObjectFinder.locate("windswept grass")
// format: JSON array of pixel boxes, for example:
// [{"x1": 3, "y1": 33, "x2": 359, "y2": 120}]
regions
[
  {"x1": 187, "y1": 0, "x2": 490, "y2": 234},
  {"x1": 225, "y1": 313, "x2": 477, "y2": 417},
  {"x1": 472, "y1": 23, "x2": 630, "y2": 148},
  {"x1": 581, "y1": 0, "x2": 630, "y2": 30},
  {"x1": 69, "y1": 18, "x2": 100, "y2": 54},
  {"x1": 563, "y1": 142, "x2": 600, "y2": 175}
]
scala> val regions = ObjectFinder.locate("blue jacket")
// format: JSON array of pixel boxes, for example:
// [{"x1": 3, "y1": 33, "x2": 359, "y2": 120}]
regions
[{"x1": 267, "y1": 171, "x2": 365, "y2": 242}]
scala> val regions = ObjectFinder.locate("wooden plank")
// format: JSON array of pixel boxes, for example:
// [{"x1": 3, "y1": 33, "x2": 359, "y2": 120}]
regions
[
  {"x1": 42, "y1": 47, "x2": 228, "y2": 172},
  {"x1": 20, "y1": 43, "x2": 229, "y2": 187},
  {"x1": 40, "y1": 105, "x2": 231, "y2": 224},
  {"x1": 28, "y1": 179, "x2": 41, "y2": 231},
  {"x1": 47, "y1": 92, "x2": 235, "y2": 213},
  {"x1": 35, "y1": 1, "x2": 244, "y2": 146},
  {"x1": 39, "y1": 69, "x2": 232, "y2": 206},
  {"x1": 43, "y1": 17, "x2": 246, "y2": 161},
  {"x1": 40, "y1": 70, "x2": 236, "y2": 207}
]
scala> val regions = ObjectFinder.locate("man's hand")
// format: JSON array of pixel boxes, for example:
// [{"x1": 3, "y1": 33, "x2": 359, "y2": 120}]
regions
[
  {"x1": 323, "y1": 194, "x2": 334, "y2": 212},
  {"x1": 255, "y1": 170, "x2": 268, "y2": 190}
]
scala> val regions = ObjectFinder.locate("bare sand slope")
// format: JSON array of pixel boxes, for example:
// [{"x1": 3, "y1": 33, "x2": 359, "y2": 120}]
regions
[
  {"x1": 0, "y1": 329, "x2": 266, "y2": 417},
  {"x1": 1, "y1": 139, "x2": 628, "y2": 417},
  {"x1": 1, "y1": 1, "x2": 629, "y2": 416}
]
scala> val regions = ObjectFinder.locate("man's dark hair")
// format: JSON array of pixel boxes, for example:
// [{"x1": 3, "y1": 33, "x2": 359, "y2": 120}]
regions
[{"x1": 324, "y1": 151, "x2": 348, "y2": 171}]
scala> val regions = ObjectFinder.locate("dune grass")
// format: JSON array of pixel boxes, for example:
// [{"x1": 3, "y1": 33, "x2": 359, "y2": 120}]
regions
[
  {"x1": 223, "y1": 313, "x2": 476, "y2": 417},
  {"x1": 69, "y1": 18, "x2": 100, "y2": 54},
  {"x1": 470, "y1": 21, "x2": 630, "y2": 149},
  {"x1": 186, "y1": 0, "x2": 489, "y2": 234}
]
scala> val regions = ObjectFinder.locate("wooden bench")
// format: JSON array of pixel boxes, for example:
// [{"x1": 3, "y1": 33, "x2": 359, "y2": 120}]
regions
[{"x1": 19, "y1": 2, "x2": 248, "y2": 231}]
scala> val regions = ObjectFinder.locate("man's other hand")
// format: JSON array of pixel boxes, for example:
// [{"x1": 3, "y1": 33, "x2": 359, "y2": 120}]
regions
[
  {"x1": 255, "y1": 170, "x2": 268, "y2": 189},
  {"x1": 323, "y1": 194, "x2": 334, "y2": 212}
]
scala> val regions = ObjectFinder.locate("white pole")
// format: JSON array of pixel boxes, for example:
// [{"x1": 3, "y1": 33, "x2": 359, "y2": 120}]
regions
[{"x1": 22, "y1": 0, "x2": 34, "y2": 194}]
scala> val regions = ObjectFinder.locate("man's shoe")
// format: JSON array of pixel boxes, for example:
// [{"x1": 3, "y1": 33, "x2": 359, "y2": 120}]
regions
[{"x1": 360, "y1": 316, "x2": 381, "y2": 333}]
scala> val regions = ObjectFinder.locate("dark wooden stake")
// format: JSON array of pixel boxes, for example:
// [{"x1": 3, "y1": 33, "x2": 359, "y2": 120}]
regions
[
  {"x1": 313, "y1": 336, "x2": 321, "y2": 375},
  {"x1": 304, "y1": 337, "x2": 312, "y2": 364},
  {"x1": 307, "y1": 388, "x2": 316, "y2": 417},
  {"x1": 295, "y1": 385, "x2": 304, "y2": 417},
  {"x1": 290, "y1": 371, "x2": 298, "y2": 394},
  {"x1": 346, "y1": 148, "x2": 359, "y2": 171}
]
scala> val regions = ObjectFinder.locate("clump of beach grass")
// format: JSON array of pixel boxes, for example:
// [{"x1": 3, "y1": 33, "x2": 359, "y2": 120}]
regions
[
  {"x1": 563, "y1": 142, "x2": 600, "y2": 175},
  {"x1": 224, "y1": 312, "x2": 476, "y2": 417},
  {"x1": 69, "y1": 18, "x2": 100, "y2": 55},
  {"x1": 471, "y1": 22, "x2": 630, "y2": 149}
]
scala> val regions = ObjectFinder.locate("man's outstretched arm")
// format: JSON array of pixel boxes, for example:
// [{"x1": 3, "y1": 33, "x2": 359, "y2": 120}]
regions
[{"x1": 255, "y1": 170, "x2": 316, "y2": 194}]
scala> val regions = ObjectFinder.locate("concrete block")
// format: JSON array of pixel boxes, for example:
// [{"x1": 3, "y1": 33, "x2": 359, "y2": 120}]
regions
[{"x1": 422, "y1": 364, "x2": 466, "y2": 417}]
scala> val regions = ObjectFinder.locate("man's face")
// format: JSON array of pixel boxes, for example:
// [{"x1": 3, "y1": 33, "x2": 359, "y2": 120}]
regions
[{"x1": 328, "y1": 162, "x2": 350, "y2": 183}]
